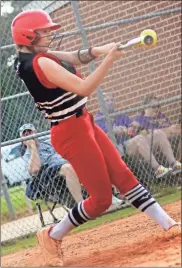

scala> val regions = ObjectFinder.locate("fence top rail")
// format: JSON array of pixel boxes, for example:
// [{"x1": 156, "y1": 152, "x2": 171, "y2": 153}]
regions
[
  {"x1": 109, "y1": 95, "x2": 181, "y2": 119},
  {"x1": 1, "y1": 130, "x2": 50, "y2": 147},
  {"x1": 1, "y1": 7, "x2": 181, "y2": 51},
  {"x1": 1, "y1": 95, "x2": 181, "y2": 147},
  {"x1": 1, "y1": 92, "x2": 29, "y2": 102}
]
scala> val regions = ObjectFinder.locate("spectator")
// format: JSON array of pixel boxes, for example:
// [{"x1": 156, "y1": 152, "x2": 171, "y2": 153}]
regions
[
  {"x1": 132, "y1": 94, "x2": 181, "y2": 173},
  {"x1": 19, "y1": 123, "x2": 123, "y2": 209},
  {"x1": 140, "y1": 94, "x2": 181, "y2": 162},
  {"x1": 133, "y1": 94, "x2": 181, "y2": 137},
  {"x1": 95, "y1": 92, "x2": 180, "y2": 178},
  {"x1": 175, "y1": 117, "x2": 182, "y2": 161},
  {"x1": 19, "y1": 124, "x2": 83, "y2": 204}
]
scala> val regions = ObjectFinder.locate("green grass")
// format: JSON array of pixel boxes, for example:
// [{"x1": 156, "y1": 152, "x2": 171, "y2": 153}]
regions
[
  {"x1": 2, "y1": 184, "x2": 179, "y2": 224},
  {"x1": 2, "y1": 190, "x2": 181, "y2": 256},
  {"x1": 1, "y1": 186, "x2": 51, "y2": 224},
  {"x1": 1, "y1": 186, "x2": 36, "y2": 223},
  {"x1": 2, "y1": 235, "x2": 37, "y2": 256}
]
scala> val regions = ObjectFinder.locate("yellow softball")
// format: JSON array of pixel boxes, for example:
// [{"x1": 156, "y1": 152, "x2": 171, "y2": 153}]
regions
[{"x1": 140, "y1": 29, "x2": 157, "y2": 48}]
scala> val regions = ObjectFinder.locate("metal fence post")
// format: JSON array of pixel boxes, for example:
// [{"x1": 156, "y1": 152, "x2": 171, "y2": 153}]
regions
[
  {"x1": 21, "y1": 181, "x2": 33, "y2": 215},
  {"x1": 0, "y1": 168, "x2": 16, "y2": 221},
  {"x1": 71, "y1": 0, "x2": 118, "y2": 147}
]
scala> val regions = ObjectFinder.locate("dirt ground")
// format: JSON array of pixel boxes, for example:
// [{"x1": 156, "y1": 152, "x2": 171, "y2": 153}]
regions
[{"x1": 2, "y1": 200, "x2": 181, "y2": 267}]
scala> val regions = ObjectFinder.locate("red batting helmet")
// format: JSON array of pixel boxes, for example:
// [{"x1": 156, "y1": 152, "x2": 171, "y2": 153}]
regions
[{"x1": 11, "y1": 9, "x2": 61, "y2": 46}]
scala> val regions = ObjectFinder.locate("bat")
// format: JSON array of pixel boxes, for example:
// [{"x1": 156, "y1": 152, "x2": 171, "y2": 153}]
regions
[{"x1": 118, "y1": 29, "x2": 157, "y2": 50}]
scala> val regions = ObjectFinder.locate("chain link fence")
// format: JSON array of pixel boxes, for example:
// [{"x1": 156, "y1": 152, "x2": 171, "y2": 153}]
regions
[{"x1": 1, "y1": 1, "x2": 181, "y2": 244}]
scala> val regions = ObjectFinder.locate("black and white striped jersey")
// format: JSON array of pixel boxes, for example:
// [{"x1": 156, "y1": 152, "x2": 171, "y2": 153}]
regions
[{"x1": 14, "y1": 52, "x2": 87, "y2": 122}]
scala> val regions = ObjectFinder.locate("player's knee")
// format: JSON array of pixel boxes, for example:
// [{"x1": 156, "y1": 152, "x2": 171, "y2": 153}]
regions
[
  {"x1": 136, "y1": 135, "x2": 145, "y2": 146},
  {"x1": 154, "y1": 129, "x2": 166, "y2": 140},
  {"x1": 60, "y1": 163, "x2": 72, "y2": 176}
]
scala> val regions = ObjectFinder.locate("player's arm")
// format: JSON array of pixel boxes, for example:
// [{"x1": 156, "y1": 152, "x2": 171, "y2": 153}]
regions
[
  {"x1": 48, "y1": 43, "x2": 116, "y2": 66},
  {"x1": 128, "y1": 120, "x2": 148, "y2": 136},
  {"x1": 160, "y1": 124, "x2": 181, "y2": 138},
  {"x1": 38, "y1": 44, "x2": 124, "y2": 96},
  {"x1": 24, "y1": 140, "x2": 41, "y2": 174}
]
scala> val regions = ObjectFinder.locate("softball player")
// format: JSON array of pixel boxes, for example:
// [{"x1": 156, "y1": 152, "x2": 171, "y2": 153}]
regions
[{"x1": 11, "y1": 9, "x2": 179, "y2": 265}]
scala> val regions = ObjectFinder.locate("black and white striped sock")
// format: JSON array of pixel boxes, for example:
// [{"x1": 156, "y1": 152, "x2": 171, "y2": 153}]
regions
[
  {"x1": 125, "y1": 183, "x2": 156, "y2": 212},
  {"x1": 49, "y1": 201, "x2": 91, "y2": 240},
  {"x1": 125, "y1": 184, "x2": 176, "y2": 230},
  {"x1": 68, "y1": 201, "x2": 91, "y2": 227}
]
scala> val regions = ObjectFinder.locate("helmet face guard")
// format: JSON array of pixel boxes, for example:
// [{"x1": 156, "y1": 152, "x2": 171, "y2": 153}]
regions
[
  {"x1": 11, "y1": 10, "x2": 62, "y2": 49},
  {"x1": 30, "y1": 32, "x2": 64, "y2": 50}
]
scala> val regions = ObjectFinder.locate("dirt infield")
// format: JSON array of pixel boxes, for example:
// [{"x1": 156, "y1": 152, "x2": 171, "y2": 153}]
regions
[{"x1": 2, "y1": 200, "x2": 181, "y2": 267}]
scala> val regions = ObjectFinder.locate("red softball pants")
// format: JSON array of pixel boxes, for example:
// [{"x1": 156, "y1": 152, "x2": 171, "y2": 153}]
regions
[{"x1": 51, "y1": 108, "x2": 138, "y2": 218}]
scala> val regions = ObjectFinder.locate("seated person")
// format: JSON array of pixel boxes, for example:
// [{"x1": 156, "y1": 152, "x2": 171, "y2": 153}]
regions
[
  {"x1": 19, "y1": 123, "x2": 123, "y2": 209},
  {"x1": 95, "y1": 92, "x2": 180, "y2": 179},
  {"x1": 133, "y1": 94, "x2": 181, "y2": 136},
  {"x1": 175, "y1": 117, "x2": 181, "y2": 161},
  {"x1": 132, "y1": 93, "x2": 181, "y2": 173}
]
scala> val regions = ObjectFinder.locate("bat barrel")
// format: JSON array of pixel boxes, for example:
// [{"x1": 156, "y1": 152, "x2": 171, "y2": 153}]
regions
[
  {"x1": 118, "y1": 29, "x2": 157, "y2": 50},
  {"x1": 140, "y1": 29, "x2": 157, "y2": 47},
  {"x1": 143, "y1": 35, "x2": 154, "y2": 45}
]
